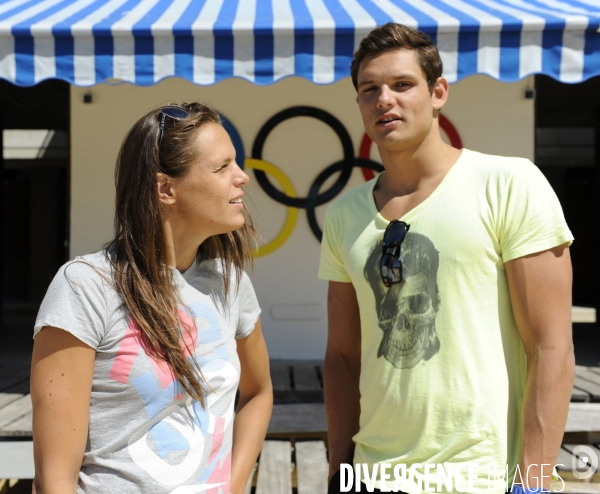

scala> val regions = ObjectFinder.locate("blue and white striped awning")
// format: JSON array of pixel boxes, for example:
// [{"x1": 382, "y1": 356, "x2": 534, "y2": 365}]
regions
[{"x1": 1, "y1": 0, "x2": 599, "y2": 87}]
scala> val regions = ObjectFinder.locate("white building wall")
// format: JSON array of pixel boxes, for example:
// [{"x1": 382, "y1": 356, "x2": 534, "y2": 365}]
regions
[{"x1": 70, "y1": 75, "x2": 534, "y2": 359}]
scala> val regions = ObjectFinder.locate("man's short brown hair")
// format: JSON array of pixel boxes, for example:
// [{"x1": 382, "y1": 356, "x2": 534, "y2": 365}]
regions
[{"x1": 351, "y1": 23, "x2": 443, "y2": 93}]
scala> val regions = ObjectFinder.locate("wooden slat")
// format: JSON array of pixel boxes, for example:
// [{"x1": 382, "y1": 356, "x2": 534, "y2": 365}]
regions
[
  {"x1": 589, "y1": 367, "x2": 600, "y2": 377},
  {"x1": 556, "y1": 447, "x2": 574, "y2": 470},
  {"x1": 296, "y1": 441, "x2": 328, "y2": 494},
  {"x1": 268, "y1": 403, "x2": 327, "y2": 434},
  {"x1": 0, "y1": 366, "x2": 29, "y2": 393},
  {"x1": 574, "y1": 376, "x2": 600, "y2": 401},
  {"x1": 566, "y1": 403, "x2": 600, "y2": 432},
  {"x1": 0, "y1": 441, "x2": 34, "y2": 479},
  {"x1": 563, "y1": 443, "x2": 587, "y2": 475},
  {"x1": 244, "y1": 463, "x2": 257, "y2": 494},
  {"x1": 571, "y1": 387, "x2": 591, "y2": 402},
  {"x1": 0, "y1": 394, "x2": 23, "y2": 410},
  {"x1": 0, "y1": 395, "x2": 32, "y2": 432},
  {"x1": 293, "y1": 365, "x2": 322, "y2": 397},
  {"x1": 270, "y1": 364, "x2": 290, "y2": 397},
  {"x1": 2, "y1": 411, "x2": 32, "y2": 437},
  {"x1": 572, "y1": 306, "x2": 596, "y2": 323},
  {"x1": 255, "y1": 440, "x2": 292, "y2": 494},
  {"x1": 563, "y1": 443, "x2": 600, "y2": 459},
  {"x1": 553, "y1": 481, "x2": 600, "y2": 493},
  {"x1": 577, "y1": 367, "x2": 600, "y2": 385}
]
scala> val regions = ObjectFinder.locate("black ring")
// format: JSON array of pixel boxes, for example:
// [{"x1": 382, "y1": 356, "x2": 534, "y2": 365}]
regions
[
  {"x1": 307, "y1": 158, "x2": 384, "y2": 242},
  {"x1": 251, "y1": 106, "x2": 355, "y2": 208}
]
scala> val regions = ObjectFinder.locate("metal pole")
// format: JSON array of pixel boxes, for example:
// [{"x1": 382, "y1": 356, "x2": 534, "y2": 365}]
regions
[
  {"x1": 596, "y1": 106, "x2": 600, "y2": 315},
  {"x1": 0, "y1": 108, "x2": 4, "y2": 333}
]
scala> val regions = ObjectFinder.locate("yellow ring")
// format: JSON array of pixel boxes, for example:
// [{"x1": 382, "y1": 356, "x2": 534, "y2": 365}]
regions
[{"x1": 245, "y1": 158, "x2": 298, "y2": 257}]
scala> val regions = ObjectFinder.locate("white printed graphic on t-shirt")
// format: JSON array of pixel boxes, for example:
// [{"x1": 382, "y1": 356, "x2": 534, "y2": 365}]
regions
[{"x1": 109, "y1": 302, "x2": 237, "y2": 490}]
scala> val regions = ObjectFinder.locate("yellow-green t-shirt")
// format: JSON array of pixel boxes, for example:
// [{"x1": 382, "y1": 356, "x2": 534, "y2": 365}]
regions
[{"x1": 318, "y1": 149, "x2": 573, "y2": 493}]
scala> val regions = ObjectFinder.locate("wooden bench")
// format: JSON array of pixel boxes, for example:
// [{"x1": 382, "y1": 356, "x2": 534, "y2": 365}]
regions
[
  {"x1": 1, "y1": 359, "x2": 600, "y2": 494},
  {"x1": 573, "y1": 367, "x2": 600, "y2": 403},
  {"x1": 269, "y1": 360, "x2": 323, "y2": 402},
  {"x1": 244, "y1": 438, "x2": 328, "y2": 494}
]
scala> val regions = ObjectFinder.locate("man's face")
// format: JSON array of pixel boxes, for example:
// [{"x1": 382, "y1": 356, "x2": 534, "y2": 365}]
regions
[{"x1": 356, "y1": 48, "x2": 441, "y2": 153}]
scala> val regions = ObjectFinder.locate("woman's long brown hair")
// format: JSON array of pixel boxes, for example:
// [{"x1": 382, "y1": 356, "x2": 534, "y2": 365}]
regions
[{"x1": 106, "y1": 102, "x2": 257, "y2": 407}]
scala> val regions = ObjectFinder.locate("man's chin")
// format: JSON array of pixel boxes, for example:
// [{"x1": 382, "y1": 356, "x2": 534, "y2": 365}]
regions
[{"x1": 377, "y1": 134, "x2": 414, "y2": 153}]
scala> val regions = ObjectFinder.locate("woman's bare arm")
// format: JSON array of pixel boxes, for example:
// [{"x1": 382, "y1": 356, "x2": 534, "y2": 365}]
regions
[
  {"x1": 31, "y1": 326, "x2": 96, "y2": 494},
  {"x1": 230, "y1": 320, "x2": 273, "y2": 494}
]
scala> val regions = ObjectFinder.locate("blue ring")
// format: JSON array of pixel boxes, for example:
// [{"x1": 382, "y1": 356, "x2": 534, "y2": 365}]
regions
[{"x1": 220, "y1": 114, "x2": 246, "y2": 169}]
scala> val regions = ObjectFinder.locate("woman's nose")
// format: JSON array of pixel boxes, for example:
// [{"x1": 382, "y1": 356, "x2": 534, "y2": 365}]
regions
[{"x1": 236, "y1": 163, "x2": 250, "y2": 186}]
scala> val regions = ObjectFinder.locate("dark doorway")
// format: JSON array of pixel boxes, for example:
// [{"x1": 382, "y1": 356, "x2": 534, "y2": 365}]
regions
[
  {"x1": 1, "y1": 79, "x2": 69, "y2": 353},
  {"x1": 535, "y1": 75, "x2": 600, "y2": 366}
]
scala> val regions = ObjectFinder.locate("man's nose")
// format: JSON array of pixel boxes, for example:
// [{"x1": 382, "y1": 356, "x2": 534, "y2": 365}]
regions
[{"x1": 377, "y1": 85, "x2": 394, "y2": 108}]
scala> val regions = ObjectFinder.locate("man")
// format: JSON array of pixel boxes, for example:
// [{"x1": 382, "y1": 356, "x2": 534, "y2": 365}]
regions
[{"x1": 319, "y1": 23, "x2": 574, "y2": 494}]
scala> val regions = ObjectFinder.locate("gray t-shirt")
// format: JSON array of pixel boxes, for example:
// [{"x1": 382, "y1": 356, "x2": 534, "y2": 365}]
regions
[{"x1": 34, "y1": 251, "x2": 261, "y2": 494}]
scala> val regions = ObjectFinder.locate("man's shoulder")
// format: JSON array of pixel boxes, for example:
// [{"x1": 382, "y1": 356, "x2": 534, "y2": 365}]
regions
[{"x1": 461, "y1": 149, "x2": 535, "y2": 178}]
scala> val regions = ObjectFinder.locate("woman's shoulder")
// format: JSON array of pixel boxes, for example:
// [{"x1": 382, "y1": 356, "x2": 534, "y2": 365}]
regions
[
  {"x1": 42, "y1": 251, "x2": 117, "y2": 307},
  {"x1": 58, "y1": 251, "x2": 114, "y2": 286},
  {"x1": 35, "y1": 251, "x2": 117, "y2": 344}
]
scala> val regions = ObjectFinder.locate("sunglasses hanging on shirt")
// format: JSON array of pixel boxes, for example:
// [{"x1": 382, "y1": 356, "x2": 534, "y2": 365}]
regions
[{"x1": 380, "y1": 220, "x2": 410, "y2": 287}]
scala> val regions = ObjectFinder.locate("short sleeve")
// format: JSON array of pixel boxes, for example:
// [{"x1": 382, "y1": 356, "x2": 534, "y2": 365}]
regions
[
  {"x1": 318, "y1": 206, "x2": 352, "y2": 282},
  {"x1": 235, "y1": 272, "x2": 261, "y2": 339},
  {"x1": 34, "y1": 259, "x2": 109, "y2": 349},
  {"x1": 498, "y1": 160, "x2": 573, "y2": 263}
]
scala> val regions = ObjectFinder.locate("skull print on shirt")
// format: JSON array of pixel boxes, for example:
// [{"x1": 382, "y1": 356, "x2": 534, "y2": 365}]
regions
[{"x1": 364, "y1": 231, "x2": 441, "y2": 369}]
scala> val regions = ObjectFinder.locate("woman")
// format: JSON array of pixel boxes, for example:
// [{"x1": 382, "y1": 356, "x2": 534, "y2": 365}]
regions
[{"x1": 30, "y1": 102, "x2": 272, "y2": 493}]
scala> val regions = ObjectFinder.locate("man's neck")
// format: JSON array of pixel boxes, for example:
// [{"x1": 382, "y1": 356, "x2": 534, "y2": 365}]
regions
[
  {"x1": 377, "y1": 135, "x2": 461, "y2": 197},
  {"x1": 373, "y1": 135, "x2": 462, "y2": 220}
]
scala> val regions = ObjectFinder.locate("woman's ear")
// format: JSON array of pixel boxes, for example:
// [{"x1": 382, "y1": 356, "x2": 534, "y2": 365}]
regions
[{"x1": 157, "y1": 172, "x2": 176, "y2": 206}]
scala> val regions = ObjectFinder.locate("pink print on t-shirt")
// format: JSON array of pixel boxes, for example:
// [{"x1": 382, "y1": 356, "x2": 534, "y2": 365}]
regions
[
  {"x1": 109, "y1": 309, "x2": 197, "y2": 388},
  {"x1": 206, "y1": 417, "x2": 231, "y2": 494}
]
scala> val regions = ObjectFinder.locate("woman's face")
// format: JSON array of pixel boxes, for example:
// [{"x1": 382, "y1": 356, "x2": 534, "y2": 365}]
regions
[{"x1": 170, "y1": 122, "x2": 249, "y2": 237}]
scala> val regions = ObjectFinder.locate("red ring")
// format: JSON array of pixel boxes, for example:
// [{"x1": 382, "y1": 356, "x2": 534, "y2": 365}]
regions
[
  {"x1": 359, "y1": 133, "x2": 376, "y2": 181},
  {"x1": 439, "y1": 114, "x2": 463, "y2": 150},
  {"x1": 359, "y1": 114, "x2": 463, "y2": 181}
]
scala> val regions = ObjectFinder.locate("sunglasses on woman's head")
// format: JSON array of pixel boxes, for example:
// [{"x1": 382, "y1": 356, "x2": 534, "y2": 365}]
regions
[
  {"x1": 380, "y1": 220, "x2": 410, "y2": 287},
  {"x1": 158, "y1": 106, "x2": 190, "y2": 145}
]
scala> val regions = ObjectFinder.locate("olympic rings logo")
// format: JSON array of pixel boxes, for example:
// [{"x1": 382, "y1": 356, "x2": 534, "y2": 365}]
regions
[{"x1": 222, "y1": 106, "x2": 462, "y2": 258}]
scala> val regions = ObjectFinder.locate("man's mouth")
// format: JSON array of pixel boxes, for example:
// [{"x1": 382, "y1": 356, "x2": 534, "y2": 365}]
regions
[
  {"x1": 229, "y1": 198, "x2": 243, "y2": 204},
  {"x1": 377, "y1": 115, "x2": 401, "y2": 125}
]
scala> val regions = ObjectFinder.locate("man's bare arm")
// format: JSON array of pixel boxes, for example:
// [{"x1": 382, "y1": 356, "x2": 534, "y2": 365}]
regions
[
  {"x1": 324, "y1": 281, "x2": 362, "y2": 480},
  {"x1": 505, "y1": 243, "x2": 575, "y2": 489}
]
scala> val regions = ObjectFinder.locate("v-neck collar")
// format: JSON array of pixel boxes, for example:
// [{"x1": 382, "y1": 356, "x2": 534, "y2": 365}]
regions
[{"x1": 368, "y1": 149, "x2": 467, "y2": 226}]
